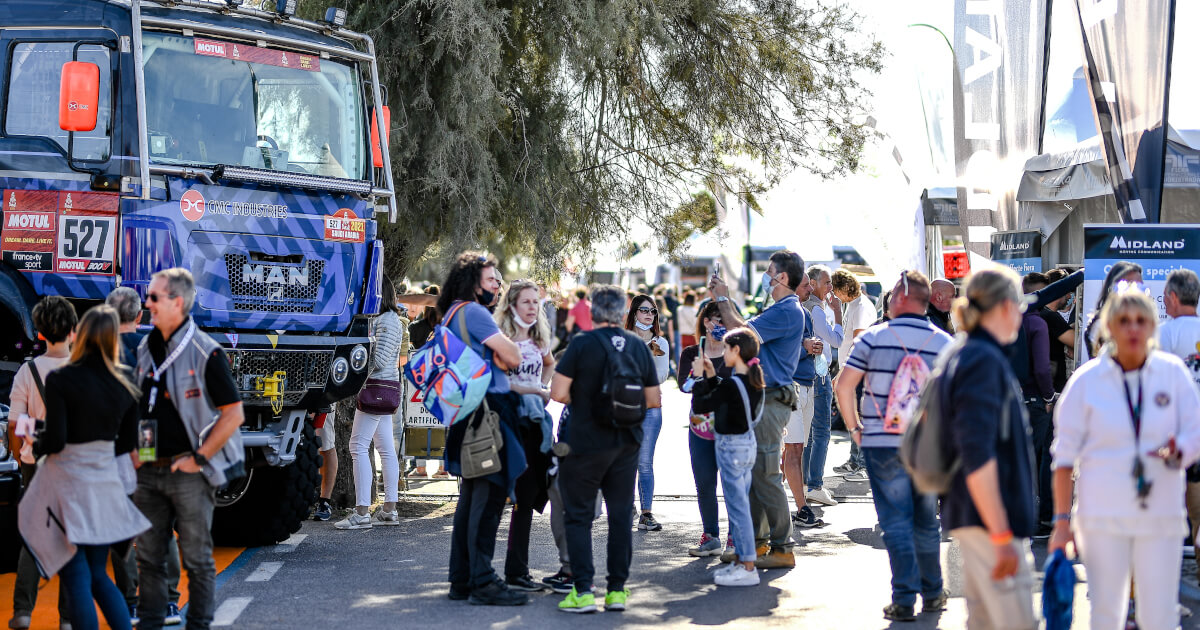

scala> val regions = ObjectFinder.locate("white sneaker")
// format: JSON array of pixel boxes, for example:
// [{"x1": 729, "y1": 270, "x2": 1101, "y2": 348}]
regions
[
  {"x1": 713, "y1": 562, "x2": 740, "y2": 578},
  {"x1": 372, "y1": 509, "x2": 401, "y2": 526},
  {"x1": 714, "y1": 565, "x2": 760, "y2": 587},
  {"x1": 805, "y1": 487, "x2": 838, "y2": 506},
  {"x1": 334, "y1": 511, "x2": 373, "y2": 530}
]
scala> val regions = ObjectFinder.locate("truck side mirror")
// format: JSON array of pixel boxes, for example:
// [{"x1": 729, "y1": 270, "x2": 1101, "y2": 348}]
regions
[
  {"x1": 370, "y1": 106, "x2": 390, "y2": 168},
  {"x1": 59, "y1": 61, "x2": 100, "y2": 132}
]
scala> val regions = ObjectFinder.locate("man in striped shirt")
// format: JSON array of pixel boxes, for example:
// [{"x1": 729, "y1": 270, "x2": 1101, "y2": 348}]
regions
[{"x1": 834, "y1": 270, "x2": 952, "y2": 622}]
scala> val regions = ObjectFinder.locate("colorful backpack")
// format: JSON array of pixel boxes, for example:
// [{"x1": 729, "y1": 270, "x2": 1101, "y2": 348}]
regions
[
  {"x1": 403, "y1": 302, "x2": 492, "y2": 426},
  {"x1": 867, "y1": 328, "x2": 939, "y2": 435}
]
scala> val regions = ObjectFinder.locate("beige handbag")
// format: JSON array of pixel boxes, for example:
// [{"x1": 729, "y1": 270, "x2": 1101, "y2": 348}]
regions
[{"x1": 460, "y1": 402, "x2": 503, "y2": 479}]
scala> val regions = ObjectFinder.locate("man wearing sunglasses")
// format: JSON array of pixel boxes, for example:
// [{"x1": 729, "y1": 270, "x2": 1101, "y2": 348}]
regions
[{"x1": 133, "y1": 268, "x2": 245, "y2": 630}]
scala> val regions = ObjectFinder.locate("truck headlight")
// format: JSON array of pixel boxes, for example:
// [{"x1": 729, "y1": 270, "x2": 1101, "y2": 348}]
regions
[
  {"x1": 330, "y1": 357, "x2": 350, "y2": 385},
  {"x1": 350, "y1": 345, "x2": 369, "y2": 372}
]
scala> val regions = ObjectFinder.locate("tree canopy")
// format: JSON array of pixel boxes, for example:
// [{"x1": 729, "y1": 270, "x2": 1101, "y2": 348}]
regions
[{"x1": 310, "y1": 0, "x2": 883, "y2": 277}]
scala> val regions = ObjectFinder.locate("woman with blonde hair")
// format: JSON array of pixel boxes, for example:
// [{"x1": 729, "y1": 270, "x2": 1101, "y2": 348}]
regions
[
  {"x1": 493, "y1": 279, "x2": 556, "y2": 592},
  {"x1": 20, "y1": 305, "x2": 150, "y2": 630},
  {"x1": 1050, "y1": 285, "x2": 1200, "y2": 630},
  {"x1": 941, "y1": 266, "x2": 1038, "y2": 628}
]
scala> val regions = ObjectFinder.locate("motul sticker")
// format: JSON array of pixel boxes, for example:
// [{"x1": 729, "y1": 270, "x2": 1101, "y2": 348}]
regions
[
  {"x1": 2, "y1": 189, "x2": 118, "y2": 274},
  {"x1": 192, "y1": 37, "x2": 319, "y2": 72},
  {"x1": 194, "y1": 39, "x2": 227, "y2": 57},
  {"x1": 324, "y1": 208, "x2": 365, "y2": 243},
  {"x1": 180, "y1": 189, "x2": 206, "y2": 222}
]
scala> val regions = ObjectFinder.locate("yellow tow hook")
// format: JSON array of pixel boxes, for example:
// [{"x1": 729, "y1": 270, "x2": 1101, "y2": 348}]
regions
[{"x1": 256, "y1": 370, "x2": 286, "y2": 415}]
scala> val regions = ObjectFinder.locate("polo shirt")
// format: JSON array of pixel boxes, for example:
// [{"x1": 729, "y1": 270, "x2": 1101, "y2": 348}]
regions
[{"x1": 747, "y1": 294, "x2": 806, "y2": 389}]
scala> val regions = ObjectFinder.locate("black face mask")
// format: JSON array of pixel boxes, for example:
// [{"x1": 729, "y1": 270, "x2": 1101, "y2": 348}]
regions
[{"x1": 477, "y1": 289, "x2": 496, "y2": 307}]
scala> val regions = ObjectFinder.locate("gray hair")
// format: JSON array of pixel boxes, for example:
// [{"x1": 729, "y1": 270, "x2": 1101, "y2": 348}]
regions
[
  {"x1": 152, "y1": 267, "x2": 196, "y2": 312},
  {"x1": 105, "y1": 286, "x2": 142, "y2": 324},
  {"x1": 1166, "y1": 268, "x2": 1200, "y2": 308},
  {"x1": 806, "y1": 264, "x2": 832, "y2": 282},
  {"x1": 589, "y1": 284, "x2": 627, "y2": 325}
]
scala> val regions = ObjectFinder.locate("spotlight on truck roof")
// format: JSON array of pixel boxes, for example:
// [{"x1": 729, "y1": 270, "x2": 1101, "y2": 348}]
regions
[
  {"x1": 322, "y1": 7, "x2": 347, "y2": 29},
  {"x1": 275, "y1": 0, "x2": 297, "y2": 18},
  {"x1": 224, "y1": 0, "x2": 243, "y2": 8}
]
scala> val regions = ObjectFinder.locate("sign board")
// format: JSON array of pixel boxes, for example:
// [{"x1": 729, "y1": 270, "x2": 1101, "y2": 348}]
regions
[
  {"x1": 1, "y1": 189, "x2": 118, "y2": 274},
  {"x1": 921, "y1": 191, "x2": 959, "y2": 226},
  {"x1": 402, "y1": 367, "x2": 443, "y2": 428},
  {"x1": 990, "y1": 230, "x2": 1042, "y2": 274}
]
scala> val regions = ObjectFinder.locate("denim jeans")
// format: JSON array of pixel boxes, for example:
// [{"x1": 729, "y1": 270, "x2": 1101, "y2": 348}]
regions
[
  {"x1": 134, "y1": 468, "x2": 217, "y2": 630},
  {"x1": 1025, "y1": 398, "x2": 1054, "y2": 524},
  {"x1": 849, "y1": 440, "x2": 866, "y2": 468},
  {"x1": 688, "y1": 431, "x2": 719, "y2": 538},
  {"x1": 111, "y1": 535, "x2": 181, "y2": 608},
  {"x1": 862, "y1": 447, "x2": 943, "y2": 607},
  {"x1": 715, "y1": 431, "x2": 757, "y2": 562},
  {"x1": 636, "y1": 407, "x2": 663, "y2": 512},
  {"x1": 804, "y1": 373, "x2": 832, "y2": 490},
  {"x1": 59, "y1": 544, "x2": 131, "y2": 630}
]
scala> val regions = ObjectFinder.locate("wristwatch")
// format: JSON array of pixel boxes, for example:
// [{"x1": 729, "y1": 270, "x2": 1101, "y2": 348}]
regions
[
  {"x1": 192, "y1": 451, "x2": 209, "y2": 468},
  {"x1": 716, "y1": 296, "x2": 729, "y2": 303}
]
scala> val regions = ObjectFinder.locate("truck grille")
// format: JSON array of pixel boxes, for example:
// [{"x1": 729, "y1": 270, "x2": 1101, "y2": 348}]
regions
[
  {"x1": 224, "y1": 254, "x2": 324, "y2": 313},
  {"x1": 227, "y1": 349, "x2": 332, "y2": 406}
]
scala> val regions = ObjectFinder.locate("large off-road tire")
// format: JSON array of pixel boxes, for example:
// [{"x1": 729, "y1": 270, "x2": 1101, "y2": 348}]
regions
[{"x1": 211, "y1": 424, "x2": 320, "y2": 547}]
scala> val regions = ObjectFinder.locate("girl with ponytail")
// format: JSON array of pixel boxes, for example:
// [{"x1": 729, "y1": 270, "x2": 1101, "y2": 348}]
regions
[{"x1": 690, "y1": 327, "x2": 765, "y2": 587}]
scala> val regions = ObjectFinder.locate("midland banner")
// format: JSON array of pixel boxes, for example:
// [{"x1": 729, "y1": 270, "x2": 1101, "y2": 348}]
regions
[
  {"x1": 952, "y1": 0, "x2": 1049, "y2": 260},
  {"x1": 990, "y1": 230, "x2": 1042, "y2": 274},
  {"x1": 1075, "y1": 0, "x2": 1175, "y2": 223}
]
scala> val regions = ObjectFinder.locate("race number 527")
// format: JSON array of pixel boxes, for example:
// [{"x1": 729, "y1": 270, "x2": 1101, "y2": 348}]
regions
[{"x1": 56, "y1": 215, "x2": 116, "y2": 273}]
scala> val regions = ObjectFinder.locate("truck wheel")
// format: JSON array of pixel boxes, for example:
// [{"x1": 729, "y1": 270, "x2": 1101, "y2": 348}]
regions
[{"x1": 211, "y1": 424, "x2": 320, "y2": 547}]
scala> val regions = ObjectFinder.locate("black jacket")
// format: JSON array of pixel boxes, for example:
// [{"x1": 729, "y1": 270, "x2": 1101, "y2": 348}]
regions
[
  {"x1": 940, "y1": 329, "x2": 1037, "y2": 537},
  {"x1": 37, "y1": 355, "x2": 138, "y2": 457}
]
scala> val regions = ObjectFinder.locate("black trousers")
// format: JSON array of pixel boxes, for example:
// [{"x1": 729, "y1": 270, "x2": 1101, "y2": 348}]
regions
[
  {"x1": 505, "y1": 422, "x2": 547, "y2": 580},
  {"x1": 447, "y1": 476, "x2": 508, "y2": 589},
  {"x1": 1026, "y1": 398, "x2": 1054, "y2": 524},
  {"x1": 559, "y1": 441, "x2": 639, "y2": 593}
]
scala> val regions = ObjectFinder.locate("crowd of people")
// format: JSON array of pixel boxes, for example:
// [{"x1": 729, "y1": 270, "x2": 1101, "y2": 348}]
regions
[{"x1": 7, "y1": 246, "x2": 1200, "y2": 628}]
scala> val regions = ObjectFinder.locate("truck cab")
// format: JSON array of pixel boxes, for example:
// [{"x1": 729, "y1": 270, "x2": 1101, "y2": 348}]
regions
[{"x1": 0, "y1": 0, "x2": 396, "y2": 545}]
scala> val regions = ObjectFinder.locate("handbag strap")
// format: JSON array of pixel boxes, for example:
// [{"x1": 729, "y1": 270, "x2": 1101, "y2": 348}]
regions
[
  {"x1": 731, "y1": 376, "x2": 763, "y2": 430},
  {"x1": 27, "y1": 360, "x2": 46, "y2": 410},
  {"x1": 446, "y1": 301, "x2": 472, "y2": 345}
]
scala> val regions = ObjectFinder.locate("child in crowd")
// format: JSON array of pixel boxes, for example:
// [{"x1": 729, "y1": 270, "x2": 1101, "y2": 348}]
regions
[{"x1": 690, "y1": 327, "x2": 765, "y2": 587}]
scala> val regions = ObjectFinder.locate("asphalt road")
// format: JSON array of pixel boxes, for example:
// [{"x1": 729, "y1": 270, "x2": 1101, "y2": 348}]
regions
[{"x1": 206, "y1": 385, "x2": 1200, "y2": 628}]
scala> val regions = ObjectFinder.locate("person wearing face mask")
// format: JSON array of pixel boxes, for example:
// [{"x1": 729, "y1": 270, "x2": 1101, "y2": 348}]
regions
[
  {"x1": 625, "y1": 294, "x2": 670, "y2": 531},
  {"x1": 493, "y1": 280, "x2": 556, "y2": 591}
]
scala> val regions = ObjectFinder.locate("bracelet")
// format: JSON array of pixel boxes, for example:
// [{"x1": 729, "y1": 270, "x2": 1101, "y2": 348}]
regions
[
  {"x1": 1052, "y1": 513, "x2": 1070, "y2": 524},
  {"x1": 849, "y1": 426, "x2": 862, "y2": 435},
  {"x1": 989, "y1": 530, "x2": 1013, "y2": 546}
]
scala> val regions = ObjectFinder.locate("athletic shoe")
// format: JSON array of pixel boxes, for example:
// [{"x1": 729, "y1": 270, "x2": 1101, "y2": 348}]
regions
[
  {"x1": 793, "y1": 505, "x2": 826, "y2": 529},
  {"x1": 8, "y1": 613, "x2": 31, "y2": 629},
  {"x1": 688, "y1": 533, "x2": 722, "y2": 557},
  {"x1": 883, "y1": 603, "x2": 917, "y2": 621},
  {"x1": 334, "y1": 511, "x2": 372, "y2": 530},
  {"x1": 842, "y1": 469, "x2": 869, "y2": 482},
  {"x1": 542, "y1": 572, "x2": 574, "y2": 594},
  {"x1": 832, "y1": 460, "x2": 861, "y2": 475},
  {"x1": 312, "y1": 500, "x2": 332, "y2": 521},
  {"x1": 558, "y1": 587, "x2": 597, "y2": 613},
  {"x1": 637, "y1": 513, "x2": 662, "y2": 531},
  {"x1": 604, "y1": 589, "x2": 630, "y2": 611},
  {"x1": 505, "y1": 574, "x2": 545, "y2": 592},
  {"x1": 372, "y1": 508, "x2": 401, "y2": 526},
  {"x1": 805, "y1": 487, "x2": 838, "y2": 506},
  {"x1": 922, "y1": 589, "x2": 949, "y2": 613},
  {"x1": 164, "y1": 602, "x2": 182, "y2": 626},
  {"x1": 714, "y1": 565, "x2": 760, "y2": 587},
  {"x1": 469, "y1": 579, "x2": 528, "y2": 606},
  {"x1": 713, "y1": 562, "x2": 740, "y2": 578},
  {"x1": 754, "y1": 549, "x2": 795, "y2": 569},
  {"x1": 719, "y1": 541, "x2": 737, "y2": 564},
  {"x1": 448, "y1": 584, "x2": 471, "y2": 601}
]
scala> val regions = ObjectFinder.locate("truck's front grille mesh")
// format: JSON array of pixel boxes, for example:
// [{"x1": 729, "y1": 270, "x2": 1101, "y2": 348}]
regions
[
  {"x1": 224, "y1": 254, "x2": 324, "y2": 313},
  {"x1": 227, "y1": 349, "x2": 332, "y2": 406}
]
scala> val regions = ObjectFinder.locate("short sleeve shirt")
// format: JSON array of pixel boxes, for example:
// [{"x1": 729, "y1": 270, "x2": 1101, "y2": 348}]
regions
[
  {"x1": 568, "y1": 299, "x2": 594, "y2": 331},
  {"x1": 445, "y1": 301, "x2": 510, "y2": 394},
  {"x1": 555, "y1": 327, "x2": 658, "y2": 455},
  {"x1": 1037, "y1": 308, "x2": 1072, "y2": 392},
  {"x1": 507, "y1": 338, "x2": 548, "y2": 390},
  {"x1": 747, "y1": 294, "x2": 806, "y2": 388}
]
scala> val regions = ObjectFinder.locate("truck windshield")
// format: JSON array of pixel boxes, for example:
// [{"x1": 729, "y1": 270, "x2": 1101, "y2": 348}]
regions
[{"x1": 142, "y1": 32, "x2": 366, "y2": 180}]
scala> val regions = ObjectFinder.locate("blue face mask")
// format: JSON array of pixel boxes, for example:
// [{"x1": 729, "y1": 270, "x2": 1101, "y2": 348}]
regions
[{"x1": 761, "y1": 272, "x2": 775, "y2": 294}]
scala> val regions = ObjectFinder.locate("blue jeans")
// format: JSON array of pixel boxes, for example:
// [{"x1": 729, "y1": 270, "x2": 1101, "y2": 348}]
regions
[
  {"x1": 59, "y1": 544, "x2": 131, "y2": 630},
  {"x1": 862, "y1": 447, "x2": 943, "y2": 607},
  {"x1": 688, "y1": 431, "x2": 719, "y2": 538},
  {"x1": 804, "y1": 373, "x2": 832, "y2": 490},
  {"x1": 637, "y1": 407, "x2": 663, "y2": 512},
  {"x1": 715, "y1": 431, "x2": 757, "y2": 562}
]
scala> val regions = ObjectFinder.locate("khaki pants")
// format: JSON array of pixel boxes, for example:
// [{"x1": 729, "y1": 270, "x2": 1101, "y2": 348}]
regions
[
  {"x1": 1186, "y1": 481, "x2": 1200, "y2": 559},
  {"x1": 952, "y1": 527, "x2": 1037, "y2": 630}
]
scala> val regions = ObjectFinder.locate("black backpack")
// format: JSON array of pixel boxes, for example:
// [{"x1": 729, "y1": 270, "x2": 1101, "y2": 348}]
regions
[{"x1": 596, "y1": 330, "x2": 647, "y2": 428}]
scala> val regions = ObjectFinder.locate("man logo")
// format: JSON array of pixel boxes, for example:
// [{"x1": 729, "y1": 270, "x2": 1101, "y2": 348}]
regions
[
  {"x1": 611, "y1": 336, "x2": 626, "y2": 352},
  {"x1": 180, "y1": 189, "x2": 205, "y2": 222}
]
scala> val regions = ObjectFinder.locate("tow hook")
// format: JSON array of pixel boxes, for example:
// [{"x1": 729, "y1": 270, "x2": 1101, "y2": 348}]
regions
[{"x1": 256, "y1": 370, "x2": 287, "y2": 415}]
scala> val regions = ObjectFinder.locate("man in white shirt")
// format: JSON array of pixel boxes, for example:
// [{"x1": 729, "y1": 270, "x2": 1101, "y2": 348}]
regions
[{"x1": 1159, "y1": 269, "x2": 1200, "y2": 561}]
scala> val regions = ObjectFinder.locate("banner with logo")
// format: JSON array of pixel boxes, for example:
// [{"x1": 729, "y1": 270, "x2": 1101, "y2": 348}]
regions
[
  {"x1": 1083, "y1": 224, "x2": 1200, "y2": 329},
  {"x1": 990, "y1": 230, "x2": 1042, "y2": 274}
]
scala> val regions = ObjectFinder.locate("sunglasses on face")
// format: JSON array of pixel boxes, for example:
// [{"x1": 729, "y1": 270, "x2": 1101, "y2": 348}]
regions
[
  {"x1": 637, "y1": 307, "x2": 658, "y2": 315},
  {"x1": 146, "y1": 292, "x2": 174, "y2": 303}
]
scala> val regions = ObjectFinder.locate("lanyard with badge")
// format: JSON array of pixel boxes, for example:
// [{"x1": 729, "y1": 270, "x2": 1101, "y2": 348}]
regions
[
  {"x1": 139, "y1": 321, "x2": 196, "y2": 462},
  {"x1": 1122, "y1": 368, "x2": 1152, "y2": 508}
]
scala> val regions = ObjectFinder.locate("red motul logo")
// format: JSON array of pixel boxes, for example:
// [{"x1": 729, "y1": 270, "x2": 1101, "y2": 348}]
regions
[{"x1": 6, "y1": 212, "x2": 53, "y2": 230}]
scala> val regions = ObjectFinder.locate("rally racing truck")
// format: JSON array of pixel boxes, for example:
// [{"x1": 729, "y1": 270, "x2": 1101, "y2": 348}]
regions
[{"x1": 0, "y1": 0, "x2": 396, "y2": 545}]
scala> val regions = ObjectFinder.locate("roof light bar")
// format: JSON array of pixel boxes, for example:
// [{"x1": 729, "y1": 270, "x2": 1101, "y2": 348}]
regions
[
  {"x1": 323, "y1": 7, "x2": 347, "y2": 30},
  {"x1": 213, "y1": 165, "x2": 373, "y2": 196}
]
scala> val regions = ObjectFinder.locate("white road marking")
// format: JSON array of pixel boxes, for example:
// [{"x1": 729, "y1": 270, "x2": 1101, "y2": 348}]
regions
[
  {"x1": 272, "y1": 533, "x2": 307, "y2": 552},
  {"x1": 245, "y1": 561, "x2": 283, "y2": 582},
  {"x1": 212, "y1": 597, "x2": 252, "y2": 627}
]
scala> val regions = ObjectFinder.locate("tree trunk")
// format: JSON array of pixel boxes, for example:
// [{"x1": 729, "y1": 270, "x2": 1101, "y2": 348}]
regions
[{"x1": 330, "y1": 397, "x2": 378, "y2": 508}]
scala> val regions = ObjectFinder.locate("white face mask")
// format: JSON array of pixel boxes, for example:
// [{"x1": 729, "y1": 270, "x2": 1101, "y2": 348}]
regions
[
  {"x1": 634, "y1": 321, "x2": 653, "y2": 331},
  {"x1": 510, "y1": 307, "x2": 535, "y2": 329}
]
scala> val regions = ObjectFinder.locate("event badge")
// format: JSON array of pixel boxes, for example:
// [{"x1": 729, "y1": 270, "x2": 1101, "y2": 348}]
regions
[{"x1": 138, "y1": 419, "x2": 158, "y2": 462}]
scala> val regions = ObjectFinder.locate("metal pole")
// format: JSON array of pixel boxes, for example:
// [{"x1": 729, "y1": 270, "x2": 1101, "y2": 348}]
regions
[
  {"x1": 130, "y1": 0, "x2": 151, "y2": 199},
  {"x1": 361, "y1": 34, "x2": 397, "y2": 223}
]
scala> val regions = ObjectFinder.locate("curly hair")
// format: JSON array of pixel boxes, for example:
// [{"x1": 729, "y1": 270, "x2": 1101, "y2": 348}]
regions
[
  {"x1": 32, "y1": 295, "x2": 77, "y2": 343},
  {"x1": 830, "y1": 269, "x2": 861, "y2": 299},
  {"x1": 437, "y1": 251, "x2": 497, "y2": 314}
]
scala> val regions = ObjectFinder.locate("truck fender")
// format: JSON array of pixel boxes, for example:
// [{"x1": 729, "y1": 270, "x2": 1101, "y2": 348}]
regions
[{"x1": 0, "y1": 265, "x2": 38, "y2": 340}]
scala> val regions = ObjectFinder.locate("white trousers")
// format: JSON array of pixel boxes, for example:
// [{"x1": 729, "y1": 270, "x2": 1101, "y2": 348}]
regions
[
  {"x1": 1075, "y1": 526, "x2": 1181, "y2": 630},
  {"x1": 350, "y1": 409, "x2": 400, "y2": 508}
]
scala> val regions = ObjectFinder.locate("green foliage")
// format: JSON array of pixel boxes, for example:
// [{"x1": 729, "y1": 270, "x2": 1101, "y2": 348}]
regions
[{"x1": 323, "y1": 0, "x2": 882, "y2": 277}]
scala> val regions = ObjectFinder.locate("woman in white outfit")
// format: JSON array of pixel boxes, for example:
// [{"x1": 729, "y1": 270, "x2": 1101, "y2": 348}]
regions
[
  {"x1": 336, "y1": 279, "x2": 405, "y2": 530},
  {"x1": 1049, "y1": 285, "x2": 1200, "y2": 630}
]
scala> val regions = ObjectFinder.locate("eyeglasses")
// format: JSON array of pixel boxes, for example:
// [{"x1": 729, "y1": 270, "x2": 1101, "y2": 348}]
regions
[{"x1": 637, "y1": 307, "x2": 658, "y2": 315}]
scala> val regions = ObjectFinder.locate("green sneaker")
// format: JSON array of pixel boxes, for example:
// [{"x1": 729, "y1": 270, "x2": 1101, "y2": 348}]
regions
[
  {"x1": 558, "y1": 587, "x2": 597, "y2": 613},
  {"x1": 604, "y1": 588, "x2": 630, "y2": 611}
]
